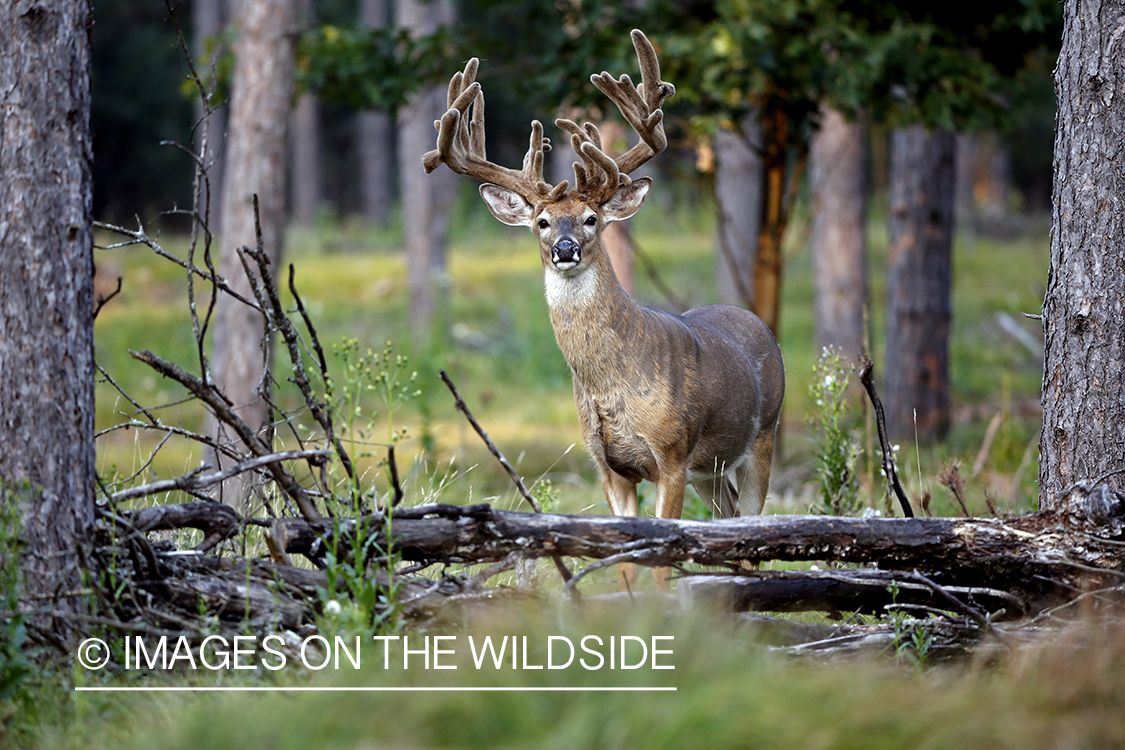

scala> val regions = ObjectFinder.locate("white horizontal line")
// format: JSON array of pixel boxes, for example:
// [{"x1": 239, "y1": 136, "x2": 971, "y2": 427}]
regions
[{"x1": 74, "y1": 686, "x2": 676, "y2": 693}]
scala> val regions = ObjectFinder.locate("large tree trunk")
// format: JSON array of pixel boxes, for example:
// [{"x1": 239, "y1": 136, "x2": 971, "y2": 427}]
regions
[
  {"x1": 809, "y1": 108, "x2": 869, "y2": 359},
  {"x1": 397, "y1": 0, "x2": 455, "y2": 338},
  {"x1": 713, "y1": 117, "x2": 762, "y2": 309},
  {"x1": 1040, "y1": 0, "x2": 1125, "y2": 507},
  {"x1": 0, "y1": 0, "x2": 96, "y2": 644},
  {"x1": 211, "y1": 0, "x2": 297, "y2": 501},
  {"x1": 884, "y1": 126, "x2": 957, "y2": 441}
]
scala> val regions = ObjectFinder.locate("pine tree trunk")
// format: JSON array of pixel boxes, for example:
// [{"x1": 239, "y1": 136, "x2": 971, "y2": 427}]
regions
[
  {"x1": 211, "y1": 0, "x2": 297, "y2": 501},
  {"x1": 290, "y1": 91, "x2": 322, "y2": 225},
  {"x1": 884, "y1": 126, "x2": 957, "y2": 441},
  {"x1": 357, "y1": 0, "x2": 396, "y2": 226},
  {"x1": 192, "y1": 0, "x2": 227, "y2": 231},
  {"x1": 810, "y1": 108, "x2": 869, "y2": 359},
  {"x1": 1040, "y1": 0, "x2": 1125, "y2": 507},
  {"x1": 0, "y1": 0, "x2": 96, "y2": 643},
  {"x1": 713, "y1": 116, "x2": 762, "y2": 309},
  {"x1": 397, "y1": 0, "x2": 455, "y2": 338}
]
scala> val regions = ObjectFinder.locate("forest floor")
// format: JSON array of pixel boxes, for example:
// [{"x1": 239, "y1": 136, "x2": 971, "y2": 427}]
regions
[{"x1": 5, "y1": 202, "x2": 1092, "y2": 750}]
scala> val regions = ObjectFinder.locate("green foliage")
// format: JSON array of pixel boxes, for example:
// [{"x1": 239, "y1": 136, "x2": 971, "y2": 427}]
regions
[
  {"x1": 886, "y1": 583, "x2": 935, "y2": 669},
  {"x1": 297, "y1": 25, "x2": 458, "y2": 111},
  {"x1": 0, "y1": 485, "x2": 33, "y2": 705},
  {"x1": 806, "y1": 348, "x2": 863, "y2": 516}
]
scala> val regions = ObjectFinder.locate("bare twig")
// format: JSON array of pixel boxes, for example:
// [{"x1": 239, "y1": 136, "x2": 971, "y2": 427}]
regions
[
  {"x1": 858, "y1": 356, "x2": 914, "y2": 518},
  {"x1": 129, "y1": 348, "x2": 322, "y2": 521},
  {"x1": 387, "y1": 444, "x2": 405, "y2": 507},
  {"x1": 438, "y1": 369, "x2": 576, "y2": 590},
  {"x1": 93, "y1": 276, "x2": 123, "y2": 318},
  {"x1": 110, "y1": 449, "x2": 328, "y2": 504},
  {"x1": 439, "y1": 369, "x2": 543, "y2": 513}
]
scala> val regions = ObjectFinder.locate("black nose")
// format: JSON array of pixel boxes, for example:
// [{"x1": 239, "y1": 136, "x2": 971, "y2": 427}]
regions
[{"x1": 553, "y1": 238, "x2": 580, "y2": 264}]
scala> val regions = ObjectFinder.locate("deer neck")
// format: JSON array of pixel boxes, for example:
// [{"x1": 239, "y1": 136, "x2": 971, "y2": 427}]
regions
[{"x1": 544, "y1": 244, "x2": 641, "y2": 386}]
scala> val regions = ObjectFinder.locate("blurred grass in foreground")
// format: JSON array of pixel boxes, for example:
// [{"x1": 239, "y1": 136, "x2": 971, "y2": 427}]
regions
[{"x1": 22, "y1": 601, "x2": 1125, "y2": 750}]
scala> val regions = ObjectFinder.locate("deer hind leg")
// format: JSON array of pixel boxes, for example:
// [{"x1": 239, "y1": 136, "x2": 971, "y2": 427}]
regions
[
  {"x1": 692, "y1": 473, "x2": 739, "y2": 519},
  {"x1": 735, "y1": 429, "x2": 776, "y2": 517},
  {"x1": 601, "y1": 469, "x2": 640, "y2": 591},
  {"x1": 731, "y1": 430, "x2": 777, "y2": 570},
  {"x1": 652, "y1": 466, "x2": 688, "y2": 590}
]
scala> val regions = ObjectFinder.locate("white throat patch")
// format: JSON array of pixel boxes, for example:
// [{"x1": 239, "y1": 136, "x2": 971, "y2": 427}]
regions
[{"x1": 544, "y1": 264, "x2": 598, "y2": 309}]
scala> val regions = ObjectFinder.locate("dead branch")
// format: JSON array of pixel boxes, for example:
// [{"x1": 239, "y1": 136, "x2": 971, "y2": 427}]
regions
[
  {"x1": 438, "y1": 369, "x2": 576, "y2": 589},
  {"x1": 129, "y1": 348, "x2": 322, "y2": 521},
  {"x1": 110, "y1": 449, "x2": 328, "y2": 505},
  {"x1": 858, "y1": 356, "x2": 914, "y2": 517}
]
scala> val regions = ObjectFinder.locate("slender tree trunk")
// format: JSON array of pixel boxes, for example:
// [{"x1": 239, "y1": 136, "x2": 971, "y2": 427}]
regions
[
  {"x1": 713, "y1": 116, "x2": 762, "y2": 309},
  {"x1": 1040, "y1": 0, "x2": 1125, "y2": 507},
  {"x1": 713, "y1": 109, "x2": 801, "y2": 338},
  {"x1": 290, "y1": 92, "x2": 322, "y2": 224},
  {"x1": 289, "y1": 0, "x2": 321, "y2": 225},
  {"x1": 884, "y1": 126, "x2": 957, "y2": 441},
  {"x1": 397, "y1": 0, "x2": 455, "y2": 338},
  {"x1": 357, "y1": 0, "x2": 396, "y2": 226},
  {"x1": 211, "y1": 0, "x2": 297, "y2": 501},
  {"x1": 192, "y1": 0, "x2": 227, "y2": 232},
  {"x1": 0, "y1": 0, "x2": 96, "y2": 644},
  {"x1": 810, "y1": 107, "x2": 869, "y2": 359}
]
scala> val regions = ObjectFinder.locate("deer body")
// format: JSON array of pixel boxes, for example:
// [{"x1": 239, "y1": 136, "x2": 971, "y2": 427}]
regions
[{"x1": 424, "y1": 31, "x2": 785, "y2": 587}]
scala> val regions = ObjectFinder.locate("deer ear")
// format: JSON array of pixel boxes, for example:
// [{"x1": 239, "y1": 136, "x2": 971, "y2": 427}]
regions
[
  {"x1": 480, "y1": 184, "x2": 534, "y2": 227},
  {"x1": 602, "y1": 177, "x2": 651, "y2": 223}
]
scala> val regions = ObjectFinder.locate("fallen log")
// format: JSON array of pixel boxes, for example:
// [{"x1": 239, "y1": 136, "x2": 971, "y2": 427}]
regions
[
  {"x1": 115, "y1": 483, "x2": 1125, "y2": 619},
  {"x1": 676, "y1": 569, "x2": 1027, "y2": 619},
  {"x1": 271, "y1": 484, "x2": 1123, "y2": 610}
]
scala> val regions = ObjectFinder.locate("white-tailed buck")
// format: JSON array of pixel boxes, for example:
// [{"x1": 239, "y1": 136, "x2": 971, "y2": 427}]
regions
[{"x1": 424, "y1": 30, "x2": 785, "y2": 587}]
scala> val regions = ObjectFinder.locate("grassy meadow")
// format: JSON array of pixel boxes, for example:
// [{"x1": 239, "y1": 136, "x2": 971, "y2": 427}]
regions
[
  {"x1": 18, "y1": 192, "x2": 1100, "y2": 750},
  {"x1": 94, "y1": 191, "x2": 1048, "y2": 522}
]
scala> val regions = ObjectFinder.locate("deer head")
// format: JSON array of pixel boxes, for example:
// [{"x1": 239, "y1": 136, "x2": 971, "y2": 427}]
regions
[{"x1": 422, "y1": 30, "x2": 675, "y2": 278}]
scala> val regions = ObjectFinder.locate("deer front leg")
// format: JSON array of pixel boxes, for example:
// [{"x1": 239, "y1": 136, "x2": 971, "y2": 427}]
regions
[
  {"x1": 601, "y1": 469, "x2": 639, "y2": 591},
  {"x1": 652, "y1": 466, "x2": 688, "y2": 590}
]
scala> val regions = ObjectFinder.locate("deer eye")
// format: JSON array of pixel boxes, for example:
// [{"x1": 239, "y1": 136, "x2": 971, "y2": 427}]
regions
[
  {"x1": 538, "y1": 219, "x2": 550, "y2": 229},
  {"x1": 584, "y1": 216, "x2": 597, "y2": 226}
]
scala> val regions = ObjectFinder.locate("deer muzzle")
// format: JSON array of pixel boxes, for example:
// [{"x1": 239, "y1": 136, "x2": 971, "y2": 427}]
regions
[{"x1": 552, "y1": 237, "x2": 581, "y2": 269}]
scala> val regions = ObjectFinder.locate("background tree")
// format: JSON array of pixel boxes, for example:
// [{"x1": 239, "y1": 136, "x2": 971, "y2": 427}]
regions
[
  {"x1": 809, "y1": 107, "x2": 868, "y2": 359},
  {"x1": 211, "y1": 0, "x2": 298, "y2": 502},
  {"x1": 1039, "y1": 0, "x2": 1125, "y2": 506},
  {"x1": 884, "y1": 126, "x2": 957, "y2": 439},
  {"x1": 191, "y1": 0, "x2": 228, "y2": 231},
  {"x1": 0, "y1": 0, "x2": 96, "y2": 644},
  {"x1": 356, "y1": 0, "x2": 397, "y2": 226},
  {"x1": 290, "y1": 0, "x2": 324, "y2": 225},
  {"x1": 396, "y1": 0, "x2": 455, "y2": 337}
]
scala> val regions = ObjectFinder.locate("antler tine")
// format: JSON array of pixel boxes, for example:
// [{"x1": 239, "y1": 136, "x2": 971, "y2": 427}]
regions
[
  {"x1": 423, "y1": 58, "x2": 556, "y2": 200},
  {"x1": 590, "y1": 29, "x2": 675, "y2": 176}
]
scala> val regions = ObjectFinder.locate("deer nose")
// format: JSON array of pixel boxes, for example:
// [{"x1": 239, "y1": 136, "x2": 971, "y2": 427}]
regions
[{"x1": 552, "y1": 238, "x2": 581, "y2": 266}]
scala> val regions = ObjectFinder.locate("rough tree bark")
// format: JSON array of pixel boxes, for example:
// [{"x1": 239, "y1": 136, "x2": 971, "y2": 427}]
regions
[
  {"x1": 1040, "y1": 0, "x2": 1125, "y2": 507},
  {"x1": 397, "y1": 0, "x2": 455, "y2": 337},
  {"x1": 885, "y1": 125, "x2": 957, "y2": 441},
  {"x1": 211, "y1": 0, "x2": 297, "y2": 502},
  {"x1": 810, "y1": 107, "x2": 868, "y2": 359},
  {"x1": 0, "y1": 0, "x2": 96, "y2": 644}
]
